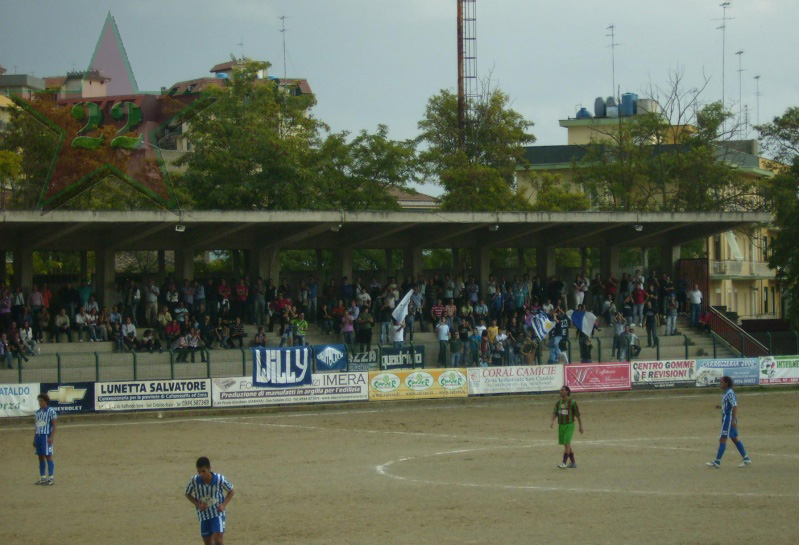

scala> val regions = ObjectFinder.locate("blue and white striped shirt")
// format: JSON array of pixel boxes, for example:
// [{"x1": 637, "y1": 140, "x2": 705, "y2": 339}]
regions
[
  {"x1": 34, "y1": 407, "x2": 57, "y2": 436},
  {"x1": 186, "y1": 473, "x2": 234, "y2": 521},
  {"x1": 721, "y1": 389, "x2": 737, "y2": 420}
]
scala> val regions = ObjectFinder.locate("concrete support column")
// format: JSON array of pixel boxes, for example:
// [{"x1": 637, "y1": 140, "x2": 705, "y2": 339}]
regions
[
  {"x1": 517, "y1": 248, "x2": 526, "y2": 276},
  {"x1": 174, "y1": 249, "x2": 194, "y2": 282},
  {"x1": 580, "y1": 247, "x2": 588, "y2": 273},
  {"x1": 80, "y1": 251, "x2": 89, "y2": 282},
  {"x1": 536, "y1": 247, "x2": 556, "y2": 281},
  {"x1": 453, "y1": 248, "x2": 462, "y2": 276},
  {"x1": 231, "y1": 250, "x2": 241, "y2": 278},
  {"x1": 335, "y1": 247, "x2": 353, "y2": 283},
  {"x1": 12, "y1": 248, "x2": 34, "y2": 293},
  {"x1": 0, "y1": 250, "x2": 6, "y2": 284},
  {"x1": 315, "y1": 249, "x2": 324, "y2": 284},
  {"x1": 250, "y1": 247, "x2": 281, "y2": 283},
  {"x1": 403, "y1": 247, "x2": 423, "y2": 281},
  {"x1": 600, "y1": 246, "x2": 620, "y2": 280},
  {"x1": 475, "y1": 246, "x2": 490, "y2": 296},
  {"x1": 157, "y1": 250, "x2": 166, "y2": 283},
  {"x1": 94, "y1": 249, "x2": 116, "y2": 309},
  {"x1": 660, "y1": 244, "x2": 681, "y2": 279},
  {"x1": 385, "y1": 249, "x2": 395, "y2": 282}
]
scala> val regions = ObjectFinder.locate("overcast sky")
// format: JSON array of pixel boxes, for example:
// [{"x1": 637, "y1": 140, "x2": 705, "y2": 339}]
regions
[{"x1": 2, "y1": 0, "x2": 797, "y2": 194}]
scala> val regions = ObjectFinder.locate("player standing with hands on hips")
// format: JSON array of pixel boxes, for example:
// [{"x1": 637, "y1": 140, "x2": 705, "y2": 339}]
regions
[
  {"x1": 186, "y1": 457, "x2": 235, "y2": 545},
  {"x1": 707, "y1": 376, "x2": 752, "y2": 468},
  {"x1": 550, "y1": 386, "x2": 583, "y2": 468},
  {"x1": 33, "y1": 393, "x2": 57, "y2": 485}
]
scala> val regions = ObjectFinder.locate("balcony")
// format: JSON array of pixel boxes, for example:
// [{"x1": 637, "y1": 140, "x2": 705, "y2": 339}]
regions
[{"x1": 711, "y1": 260, "x2": 775, "y2": 279}]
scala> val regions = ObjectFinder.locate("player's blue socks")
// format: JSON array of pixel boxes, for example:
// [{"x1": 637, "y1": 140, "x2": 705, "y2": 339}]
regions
[
  {"x1": 734, "y1": 441, "x2": 747, "y2": 459},
  {"x1": 39, "y1": 460, "x2": 46, "y2": 478},
  {"x1": 47, "y1": 460, "x2": 54, "y2": 477},
  {"x1": 715, "y1": 442, "x2": 726, "y2": 462}
]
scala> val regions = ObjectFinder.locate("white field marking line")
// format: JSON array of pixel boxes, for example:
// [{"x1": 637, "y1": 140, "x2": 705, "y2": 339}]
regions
[
  {"x1": 375, "y1": 443, "x2": 799, "y2": 499},
  {"x1": 592, "y1": 441, "x2": 799, "y2": 459},
  {"x1": 0, "y1": 417, "x2": 207, "y2": 433}
]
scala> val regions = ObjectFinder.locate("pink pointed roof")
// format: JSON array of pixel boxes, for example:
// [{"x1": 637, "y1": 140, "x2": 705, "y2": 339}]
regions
[{"x1": 88, "y1": 12, "x2": 137, "y2": 96}]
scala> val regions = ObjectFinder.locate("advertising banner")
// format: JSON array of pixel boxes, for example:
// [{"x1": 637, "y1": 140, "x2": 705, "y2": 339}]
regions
[
  {"x1": 253, "y1": 346, "x2": 313, "y2": 388},
  {"x1": 212, "y1": 372, "x2": 368, "y2": 407},
  {"x1": 0, "y1": 383, "x2": 40, "y2": 417},
  {"x1": 631, "y1": 360, "x2": 696, "y2": 389},
  {"x1": 759, "y1": 356, "x2": 799, "y2": 385},
  {"x1": 695, "y1": 359, "x2": 760, "y2": 387},
  {"x1": 380, "y1": 346, "x2": 426, "y2": 370},
  {"x1": 313, "y1": 344, "x2": 348, "y2": 372},
  {"x1": 41, "y1": 383, "x2": 95, "y2": 414},
  {"x1": 565, "y1": 363, "x2": 631, "y2": 393},
  {"x1": 468, "y1": 365, "x2": 564, "y2": 395},
  {"x1": 348, "y1": 347, "x2": 379, "y2": 372},
  {"x1": 95, "y1": 379, "x2": 211, "y2": 411},
  {"x1": 369, "y1": 368, "x2": 468, "y2": 401}
]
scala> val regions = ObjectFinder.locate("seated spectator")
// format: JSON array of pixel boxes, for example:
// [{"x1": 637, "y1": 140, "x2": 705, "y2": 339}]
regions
[
  {"x1": 156, "y1": 306, "x2": 172, "y2": 340},
  {"x1": 164, "y1": 319, "x2": 181, "y2": 347},
  {"x1": 199, "y1": 315, "x2": 216, "y2": 348},
  {"x1": 214, "y1": 317, "x2": 231, "y2": 349},
  {"x1": 37, "y1": 307, "x2": 50, "y2": 343},
  {"x1": 53, "y1": 308, "x2": 72, "y2": 343},
  {"x1": 75, "y1": 307, "x2": 95, "y2": 342},
  {"x1": 89, "y1": 308, "x2": 106, "y2": 341},
  {"x1": 20, "y1": 320, "x2": 37, "y2": 356},
  {"x1": 229, "y1": 317, "x2": 246, "y2": 348},
  {"x1": 520, "y1": 334, "x2": 539, "y2": 365},
  {"x1": 121, "y1": 318, "x2": 140, "y2": 351},
  {"x1": 173, "y1": 333, "x2": 190, "y2": 362},
  {"x1": 110, "y1": 323, "x2": 125, "y2": 352},
  {"x1": 97, "y1": 308, "x2": 112, "y2": 342},
  {"x1": 9, "y1": 332, "x2": 30, "y2": 366},
  {"x1": 141, "y1": 329, "x2": 162, "y2": 353},
  {"x1": 0, "y1": 332, "x2": 12, "y2": 368},
  {"x1": 251, "y1": 326, "x2": 267, "y2": 348},
  {"x1": 698, "y1": 310, "x2": 712, "y2": 334},
  {"x1": 186, "y1": 328, "x2": 206, "y2": 362}
]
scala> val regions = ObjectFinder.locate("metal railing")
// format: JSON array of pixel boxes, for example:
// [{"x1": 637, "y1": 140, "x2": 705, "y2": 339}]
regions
[{"x1": 707, "y1": 306, "x2": 770, "y2": 357}]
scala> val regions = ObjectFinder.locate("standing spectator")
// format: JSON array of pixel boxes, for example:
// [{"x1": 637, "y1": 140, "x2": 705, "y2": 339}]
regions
[
  {"x1": 181, "y1": 279, "x2": 195, "y2": 313},
  {"x1": 688, "y1": 284, "x2": 703, "y2": 328},
  {"x1": 291, "y1": 312, "x2": 308, "y2": 346},
  {"x1": 11, "y1": 286, "x2": 25, "y2": 325},
  {"x1": 165, "y1": 319, "x2": 181, "y2": 348},
  {"x1": 252, "y1": 278, "x2": 267, "y2": 327},
  {"x1": 449, "y1": 330, "x2": 463, "y2": 367},
  {"x1": 591, "y1": 275, "x2": 605, "y2": 315},
  {"x1": 379, "y1": 292, "x2": 395, "y2": 345},
  {"x1": 341, "y1": 310, "x2": 355, "y2": 346},
  {"x1": 357, "y1": 305, "x2": 375, "y2": 349},
  {"x1": 165, "y1": 282, "x2": 180, "y2": 314},
  {"x1": 145, "y1": 280, "x2": 160, "y2": 327},
  {"x1": 435, "y1": 316, "x2": 450, "y2": 367},
  {"x1": 29, "y1": 285, "x2": 44, "y2": 336},
  {"x1": 77, "y1": 281, "x2": 92, "y2": 309},
  {"x1": 320, "y1": 304, "x2": 333, "y2": 335},
  {"x1": 612, "y1": 313, "x2": 626, "y2": 360},
  {"x1": 193, "y1": 280, "x2": 205, "y2": 316},
  {"x1": 41, "y1": 283, "x2": 52, "y2": 312},
  {"x1": 392, "y1": 318, "x2": 405, "y2": 349},
  {"x1": 173, "y1": 302, "x2": 189, "y2": 331},
  {"x1": 410, "y1": 286, "x2": 424, "y2": 333},
  {"x1": 632, "y1": 283, "x2": 648, "y2": 327},
  {"x1": 217, "y1": 279, "x2": 231, "y2": 315},
  {"x1": 644, "y1": 301, "x2": 659, "y2": 348},
  {"x1": 307, "y1": 275, "x2": 319, "y2": 322},
  {"x1": 665, "y1": 296, "x2": 679, "y2": 336},
  {"x1": 234, "y1": 278, "x2": 249, "y2": 322}
]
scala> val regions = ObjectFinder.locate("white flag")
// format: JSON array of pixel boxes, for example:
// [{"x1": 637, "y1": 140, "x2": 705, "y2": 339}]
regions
[{"x1": 392, "y1": 289, "x2": 413, "y2": 324}]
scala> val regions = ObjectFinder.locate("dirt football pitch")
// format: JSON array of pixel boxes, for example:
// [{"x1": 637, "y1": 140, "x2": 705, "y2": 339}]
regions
[{"x1": 3, "y1": 386, "x2": 799, "y2": 545}]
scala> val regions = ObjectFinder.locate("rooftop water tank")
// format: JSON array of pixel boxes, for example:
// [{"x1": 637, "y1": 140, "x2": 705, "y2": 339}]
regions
[
  {"x1": 637, "y1": 98, "x2": 658, "y2": 115},
  {"x1": 621, "y1": 93, "x2": 638, "y2": 116},
  {"x1": 576, "y1": 107, "x2": 592, "y2": 119},
  {"x1": 606, "y1": 105, "x2": 619, "y2": 118},
  {"x1": 594, "y1": 97, "x2": 606, "y2": 118},
  {"x1": 605, "y1": 96, "x2": 617, "y2": 108}
]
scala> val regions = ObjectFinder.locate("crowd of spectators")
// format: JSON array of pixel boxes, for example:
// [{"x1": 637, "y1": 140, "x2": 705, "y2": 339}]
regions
[{"x1": 0, "y1": 270, "x2": 706, "y2": 368}]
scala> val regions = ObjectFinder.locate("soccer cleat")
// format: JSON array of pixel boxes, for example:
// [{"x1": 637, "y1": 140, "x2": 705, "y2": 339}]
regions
[
  {"x1": 557, "y1": 463, "x2": 567, "y2": 469},
  {"x1": 739, "y1": 458, "x2": 752, "y2": 468},
  {"x1": 706, "y1": 461, "x2": 720, "y2": 469},
  {"x1": 567, "y1": 463, "x2": 577, "y2": 469},
  {"x1": 44, "y1": 478, "x2": 54, "y2": 485},
  {"x1": 34, "y1": 478, "x2": 46, "y2": 485}
]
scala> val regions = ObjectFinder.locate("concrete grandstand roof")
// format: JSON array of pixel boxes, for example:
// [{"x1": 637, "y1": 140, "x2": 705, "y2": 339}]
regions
[{"x1": 0, "y1": 210, "x2": 770, "y2": 252}]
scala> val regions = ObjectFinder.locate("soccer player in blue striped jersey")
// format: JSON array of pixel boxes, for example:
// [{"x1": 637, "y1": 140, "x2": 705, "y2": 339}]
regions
[
  {"x1": 707, "y1": 376, "x2": 752, "y2": 469},
  {"x1": 185, "y1": 457, "x2": 235, "y2": 545},
  {"x1": 33, "y1": 393, "x2": 57, "y2": 485}
]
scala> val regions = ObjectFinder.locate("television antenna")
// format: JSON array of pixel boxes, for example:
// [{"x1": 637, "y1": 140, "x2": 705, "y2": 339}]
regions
[
  {"x1": 279, "y1": 15, "x2": 288, "y2": 79},
  {"x1": 735, "y1": 49, "x2": 744, "y2": 135},
  {"x1": 753, "y1": 75, "x2": 761, "y2": 126},
  {"x1": 606, "y1": 25, "x2": 620, "y2": 100},
  {"x1": 236, "y1": 39, "x2": 244, "y2": 60},
  {"x1": 713, "y1": 3, "x2": 734, "y2": 109}
]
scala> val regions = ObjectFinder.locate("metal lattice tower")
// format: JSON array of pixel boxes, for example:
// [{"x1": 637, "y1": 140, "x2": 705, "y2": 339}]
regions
[{"x1": 457, "y1": 0, "x2": 477, "y2": 147}]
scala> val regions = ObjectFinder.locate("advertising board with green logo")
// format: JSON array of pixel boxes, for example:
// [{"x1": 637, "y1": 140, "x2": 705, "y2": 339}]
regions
[{"x1": 368, "y1": 369, "x2": 468, "y2": 400}]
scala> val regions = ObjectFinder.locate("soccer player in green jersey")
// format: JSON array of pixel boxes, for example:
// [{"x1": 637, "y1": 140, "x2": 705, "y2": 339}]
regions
[{"x1": 550, "y1": 386, "x2": 583, "y2": 468}]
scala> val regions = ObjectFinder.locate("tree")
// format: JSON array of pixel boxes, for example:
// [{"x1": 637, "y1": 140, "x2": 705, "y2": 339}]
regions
[
  {"x1": 573, "y1": 72, "x2": 765, "y2": 212},
  {"x1": 527, "y1": 173, "x2": 590, "y2": 211},
  {"x1": 417, "y1": 87, "x2": 535, "y2": 211},
  {"x1": 758, "y1": 108, "x2": 799, "y2": 325},
  {"x1": 177, "y1": 61, "x2": 416, "y2": 211}
]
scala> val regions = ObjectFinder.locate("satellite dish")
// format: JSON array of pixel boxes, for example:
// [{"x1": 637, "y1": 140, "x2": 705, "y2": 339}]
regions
[{"x1": 230, "y1": 53, "x2": 238, "y2": 63}]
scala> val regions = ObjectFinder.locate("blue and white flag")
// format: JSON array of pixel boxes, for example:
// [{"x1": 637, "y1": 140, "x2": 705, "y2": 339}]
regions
[
  {"x1": 567, "y1": 310, "x2": 597, "y2": 337},
  {"x1": 392, "y1": 289, "x2": 413, "y2": 324},
  {"x1": 252, "y1": 346, "x2": 313, "y2": 388},
  {"x1": 531, "y1": 312, "x2": 556, "y2": 341}
]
